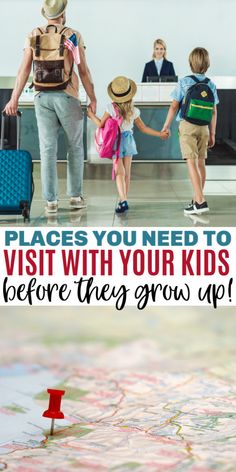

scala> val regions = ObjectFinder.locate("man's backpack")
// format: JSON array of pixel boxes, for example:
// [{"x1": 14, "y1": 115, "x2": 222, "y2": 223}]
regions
[
  {"x1": 31, "y1": 25, "x2": 73, "y2": 91},
  {"x1": 181, "y1": 76, "x2": 215, "y2": 126}
]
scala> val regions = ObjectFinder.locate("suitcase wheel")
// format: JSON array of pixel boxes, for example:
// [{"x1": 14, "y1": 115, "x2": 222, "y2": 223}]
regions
[
  {"x1": 20, "y1": 200, "x2": 30, "y2": 222},
  {"x1": 23, "y1": 207, "x2": 30, "y2": 222}
]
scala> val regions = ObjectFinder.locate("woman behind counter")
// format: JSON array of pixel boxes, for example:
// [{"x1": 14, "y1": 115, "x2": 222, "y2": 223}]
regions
[{"x1": 142, "y1": 38, "x2": 176, "y2": 82}]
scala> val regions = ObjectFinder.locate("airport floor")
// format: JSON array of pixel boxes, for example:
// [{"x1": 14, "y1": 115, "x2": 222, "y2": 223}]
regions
[{"x1": 0, "y1": 163, "x2": 235, "y2": 227}]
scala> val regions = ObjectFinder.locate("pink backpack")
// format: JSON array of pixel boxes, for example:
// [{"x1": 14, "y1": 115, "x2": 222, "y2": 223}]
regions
[{"x1": 95, "y1": 104, "x2": 123, "y2": 165}]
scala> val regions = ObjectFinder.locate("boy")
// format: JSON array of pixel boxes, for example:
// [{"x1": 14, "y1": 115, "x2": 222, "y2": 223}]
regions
[{"x1": 162, "y1": 47, "x2": 219, "y2": 215}]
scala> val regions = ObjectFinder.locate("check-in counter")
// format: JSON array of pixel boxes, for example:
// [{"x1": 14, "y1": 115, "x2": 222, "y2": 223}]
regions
[
  {"x1": 133, "y1": 77, "x2": 236, "y2": 162},
  {"x1": 134, "y1": 83, "x2": 181, "y2": 161},
  {"x1": 1, "y1": 76, "x2": 235, "y2": 163}
]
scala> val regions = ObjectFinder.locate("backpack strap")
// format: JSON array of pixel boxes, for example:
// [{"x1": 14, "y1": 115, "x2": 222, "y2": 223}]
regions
[
  {"x1": 111, "y1": 103, "x2": 122, "y2": 180},
  {"x1": 34, "y1": 28, "x2": 44, "y2": 56},
  {"x1": 46, "y1": 25, "x2": 58, "y2": 33},
  {"x1": 59, "y1": 27, "x2": 70, "y2": 56},
  {"x1": 178, "y1": 76, "x2": 198, "y2": 112},
  {"x1": 187, "y1": 75, "x2": 200, "y2": 83},
  {"x1": 201, "y1": 78, "x2": 210, "y2": 84},
  {"x1": 112, "y1": 103, "x2": 123, "y2": 126},
  {"x1": 59, "y1": 34, "x2": 65, "y2": 56},
  {"x1": 60, "y1": 26, "x2": 69, "y2": 35},
  {"x1": 112, "y1": 103, "x2": 122, "y2": 157},
  {"x1": 188, "y1": 75, "x2": 210, "y2": 84},
  {"x1": 35, "y1": 35, "x2": 41, "y2": 57}
]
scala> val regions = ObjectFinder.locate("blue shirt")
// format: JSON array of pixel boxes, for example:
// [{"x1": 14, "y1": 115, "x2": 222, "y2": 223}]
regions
[
  {"x1": 171, "y1": 73, "x2": 219, "y2": 121},
  {"x1": 154, "y1": 58, "x2": 164, "y2": 75}
]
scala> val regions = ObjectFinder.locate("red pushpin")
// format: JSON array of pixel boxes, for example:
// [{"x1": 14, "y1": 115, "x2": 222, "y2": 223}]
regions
[{"x1": 43, "y1": 389, "x2": 65, "y2": 435}]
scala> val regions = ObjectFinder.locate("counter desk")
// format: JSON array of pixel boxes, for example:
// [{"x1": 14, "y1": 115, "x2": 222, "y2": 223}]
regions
[
  {"x1": 1, "y1": 77, "x2": 235, "y2": 164},
  {"x1": 133, "y1": 83, "x2": 181, "y2": 161}
]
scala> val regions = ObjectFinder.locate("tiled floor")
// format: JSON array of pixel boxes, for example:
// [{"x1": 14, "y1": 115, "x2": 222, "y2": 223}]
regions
[{"x1": 0, "y1": 166, "x2": 235, "y2": 227}]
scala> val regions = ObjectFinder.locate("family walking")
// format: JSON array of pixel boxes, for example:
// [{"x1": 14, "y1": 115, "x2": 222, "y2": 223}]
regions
[{"x1": 4, "y1": 0, "x2": 218, "y2": 216}]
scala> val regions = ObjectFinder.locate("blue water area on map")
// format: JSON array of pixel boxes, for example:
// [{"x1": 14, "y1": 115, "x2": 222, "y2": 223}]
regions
[{"x1": 0, "y1": 364, "x2": 44, "y2": 377}]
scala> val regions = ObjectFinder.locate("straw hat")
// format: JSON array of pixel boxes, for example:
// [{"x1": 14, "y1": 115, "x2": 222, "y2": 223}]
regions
[
  {"x1": 42, "y1": 0, "x2": 67, "y2": 19},
  {"x1": 107, "y1": 76, "x2": 137, "y2": 103}
]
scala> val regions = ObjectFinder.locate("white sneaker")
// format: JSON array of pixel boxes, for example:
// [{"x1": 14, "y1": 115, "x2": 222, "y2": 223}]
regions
[
  {"x1": 184, "y1": 201, "x2": 209, "y2": 215},
  {"x1": 45, "y1": 200, "x2": 58, "y2": 213},
  {"x1": 70, "y1": 196, "x2": 86, "y2": 209}
]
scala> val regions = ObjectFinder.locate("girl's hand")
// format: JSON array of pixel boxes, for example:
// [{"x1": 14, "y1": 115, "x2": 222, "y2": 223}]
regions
[
  {"x1": 160, "y1": 131, "x2": 169, "y2": 140},
  {"x1": 87, "y1": 106, "x2": 94, "y2": 119},
  {"x1": 89, "y1": 99, "x2": 97, "y2": 114}
]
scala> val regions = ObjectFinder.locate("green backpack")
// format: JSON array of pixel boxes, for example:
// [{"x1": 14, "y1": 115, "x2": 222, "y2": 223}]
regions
[{"x1": 181, "y1": 76, "x2": 215, "y2": 125}]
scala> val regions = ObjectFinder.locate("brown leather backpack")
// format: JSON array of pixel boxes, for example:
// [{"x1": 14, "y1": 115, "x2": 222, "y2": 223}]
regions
[{"x1": 30, "y1": 25, "x2": 73, "y2": 91}]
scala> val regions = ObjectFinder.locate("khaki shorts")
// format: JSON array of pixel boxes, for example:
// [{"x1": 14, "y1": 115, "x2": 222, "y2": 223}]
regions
[{"x1": 179, "y1": 120, "x2": 209, "y2": 160}]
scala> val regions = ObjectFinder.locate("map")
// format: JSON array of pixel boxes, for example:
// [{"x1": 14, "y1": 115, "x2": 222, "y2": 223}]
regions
[{"x1": 0, "y1": 306, "x2": 236, "y2": 471}]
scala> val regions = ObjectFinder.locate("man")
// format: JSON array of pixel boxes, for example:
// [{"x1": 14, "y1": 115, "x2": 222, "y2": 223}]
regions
[{"x1": 5, "y1": 0, "x2": 96, "y2": 214}]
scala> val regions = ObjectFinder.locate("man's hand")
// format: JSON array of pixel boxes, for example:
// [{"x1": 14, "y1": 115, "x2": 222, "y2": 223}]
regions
[
  {"x1": 88, "y1": 99, "x2": 97, "y2": 114},
  {"x1": 4, "y1": 97, "x2": 19, "y2": 116},
  {"x1": 208, "y1": 133, "x2": 215, "y2": 148}
]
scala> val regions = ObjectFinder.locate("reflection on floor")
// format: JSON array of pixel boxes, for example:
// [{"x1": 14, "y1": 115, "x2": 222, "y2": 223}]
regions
[
  {"x1": 0, "y1": 164, "x2": 235, "y2": 227},
  {"x1": 0, "y1": 306, "x2": 236, "y2": 470}
]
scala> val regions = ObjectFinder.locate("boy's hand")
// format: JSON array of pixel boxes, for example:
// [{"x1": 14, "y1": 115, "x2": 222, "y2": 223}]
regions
[
  {"x1": 161, "y1": 125, "x2": 171, "y2": 137},
  {"x1": 208, "y1": 133, "x2": 215, "y2": 148}
]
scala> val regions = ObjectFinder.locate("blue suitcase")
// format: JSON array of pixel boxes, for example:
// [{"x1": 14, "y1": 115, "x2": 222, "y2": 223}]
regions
[{"x1": 0, "y1": 111, "x2": 34, "y2": 221}]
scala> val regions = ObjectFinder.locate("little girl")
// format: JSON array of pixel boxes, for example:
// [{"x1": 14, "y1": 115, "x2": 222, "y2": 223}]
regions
[{"x1": 88, "y1": 76, "x2": 168, "y2": 213}]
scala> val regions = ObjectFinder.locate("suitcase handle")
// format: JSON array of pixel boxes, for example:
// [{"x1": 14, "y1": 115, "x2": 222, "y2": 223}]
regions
[{"x1": 1, "y1": 110, "x2": 22, "y2": 151}]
